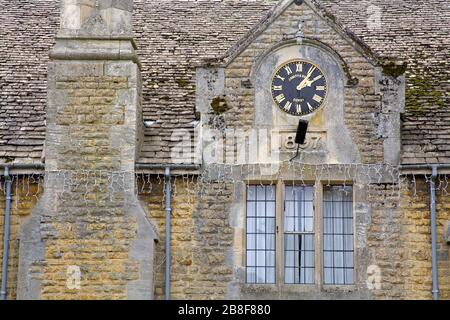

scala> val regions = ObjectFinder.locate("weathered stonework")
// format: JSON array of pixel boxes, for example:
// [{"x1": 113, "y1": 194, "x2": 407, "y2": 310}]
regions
[
  {"x1": 0, "y1": 0, "x2": 448, "y2": 301},
  {"x1": 187, "y1": 0, "x2": 448, "y2": 300},
  {"x1": 15, "y1": 0, "x2": 157, "y2": 300},
  {"x1": 400, "y1": 178, "x2": 450, "y2": 300},
  {"x1": 197, "y1": 1, "x2": 405, "y2": 166}
]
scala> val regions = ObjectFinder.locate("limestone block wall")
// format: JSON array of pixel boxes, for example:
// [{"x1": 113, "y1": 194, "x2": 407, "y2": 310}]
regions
[
  {"x1": 400, "y1": 178, "x2": 450, "y2": 300},
  {"x1": 139, "y1": 177, "x2": 234, "y2": 300},
  {"x1": 186, "y1": 1, "x2": 447, "y2": 300},
  {"x1": 17, "y1": 57, "x2": 156, "y2": 299},
  {"x1": 366, "y1": 182, "x2": 405, "y2": 299},
  {"x1": 13, "y1": 0, "x2": 157, "y2": 300},
  {"x1": 135, "y1": 174, "x2": 450, "y2": 300},
  {"x1": 2, "y1": 175, "x2": 448, "y2": 300}
]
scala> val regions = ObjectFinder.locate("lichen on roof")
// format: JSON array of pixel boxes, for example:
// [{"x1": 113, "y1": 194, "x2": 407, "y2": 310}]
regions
[{"x1": 0, "y1": 0, "x2": 448, "y2": 165}]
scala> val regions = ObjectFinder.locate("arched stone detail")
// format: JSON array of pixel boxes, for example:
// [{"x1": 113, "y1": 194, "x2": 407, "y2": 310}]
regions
[{"x1": 252, "y1": 40, "x2": 361, "y2": 164}]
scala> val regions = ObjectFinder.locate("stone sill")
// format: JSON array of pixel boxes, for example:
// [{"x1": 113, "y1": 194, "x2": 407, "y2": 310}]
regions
[{"x1": 242, "y1": 283, "x2": 358, "y2": 293}]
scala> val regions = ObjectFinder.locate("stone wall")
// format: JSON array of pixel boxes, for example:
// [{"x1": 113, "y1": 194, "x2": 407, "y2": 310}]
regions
[
  {"x1": 17, "y1": 57, "x2": 156, "y2": 299},
  {"x1": 188, "y1": 1, "x2": 448, "y2": 300},
  {"x1": 135, "y1": 174, "x2": 450, "y2": 300},
  {"x1": 400, "y1": 177, "x2": 450, "y2": 300},
  {"x1": 139, "y1": 177, "x2": 234, "y2": 300},
  {"x1": 16, "y1": 1, "x2": 156, "y2": 299},
  {"x1": 2, "y1": 175, "x2": 449, "y2": 300},
  {"x1": 366, "y1": 182, "x2": 405, "y2": 299}
]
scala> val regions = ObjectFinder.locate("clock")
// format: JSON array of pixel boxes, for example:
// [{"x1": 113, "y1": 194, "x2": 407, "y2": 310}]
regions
[{"x1": 271, "y1": 59, "x2": 328, "y2": 116}]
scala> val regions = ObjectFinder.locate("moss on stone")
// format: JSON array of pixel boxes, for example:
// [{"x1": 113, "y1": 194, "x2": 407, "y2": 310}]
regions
[
  {"x1": 175, "y1": 78, "x2": 189, "y2": 87},
  {"x1": 381, "y1": 61, "x2": 407, "y2": 78},
  {"x1": 405, "y1": 75, "x2": 445, "y2": 115},
  {"x1": 323, "y1": 11, "x2": 337, "y2": 23},
  {"x1": 4, "y1": 156, "x2": 14, "y2": 163},
  {"x1": 211, "y1": 96, "x2": 229, "y2": 113}
]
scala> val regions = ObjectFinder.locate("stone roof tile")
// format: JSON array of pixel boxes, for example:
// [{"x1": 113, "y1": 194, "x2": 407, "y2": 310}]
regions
[{"x1": 0, "y1": 0, "x2": 448, "y2": 165}]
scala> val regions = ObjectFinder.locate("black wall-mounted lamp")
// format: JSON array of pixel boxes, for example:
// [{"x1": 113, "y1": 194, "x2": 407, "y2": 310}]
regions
[{"x1": 289, "y1": 119, "x2": 309, "y2": 161}]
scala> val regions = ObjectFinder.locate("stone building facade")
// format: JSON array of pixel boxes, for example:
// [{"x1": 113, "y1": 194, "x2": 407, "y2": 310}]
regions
[{"x1": 0, "y1": 0, "x2": 449, "y2": 300}]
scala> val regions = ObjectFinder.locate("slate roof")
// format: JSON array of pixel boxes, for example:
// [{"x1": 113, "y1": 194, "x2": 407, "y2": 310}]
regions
[
  {"x1": 0, "y1": 0, "x2": 448, "y2": 165},
  {"x1": 318, "y1": 0, "x2": 450, "y2": 164}
]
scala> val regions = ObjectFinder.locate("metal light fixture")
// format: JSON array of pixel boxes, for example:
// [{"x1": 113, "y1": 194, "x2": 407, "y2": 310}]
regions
[
  {"x1": 143, "y1": 120, "x2": 155, "y2": 128},
  {"x1": 289, "y1": 119, "x2": 309, "y2": 161}
]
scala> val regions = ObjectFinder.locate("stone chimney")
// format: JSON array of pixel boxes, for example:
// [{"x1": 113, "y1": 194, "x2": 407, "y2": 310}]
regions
[{"x1": 17, "y1": 0, "x2": 157, "y2": 299}]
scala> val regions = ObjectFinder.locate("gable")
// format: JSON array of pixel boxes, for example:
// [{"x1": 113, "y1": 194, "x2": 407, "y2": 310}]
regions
[
  {"x1": 204, "y1": 0, "x2": 381, "y2": 68},
  {"x1": 196, "y1": 0, "x2": 406, "y2": 166},
  {"x1": 0, "y1": 0, "x2": 448, "y2": 166}
]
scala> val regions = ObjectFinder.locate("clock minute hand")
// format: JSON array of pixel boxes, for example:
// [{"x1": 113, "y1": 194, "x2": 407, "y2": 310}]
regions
[{"x1": 296, "y1": 66, "x2": 316, "y2": 91}]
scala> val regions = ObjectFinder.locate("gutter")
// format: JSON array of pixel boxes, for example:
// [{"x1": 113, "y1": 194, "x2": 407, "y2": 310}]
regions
[
  {"x1": 135, "y1": 163, "x2": 201, "y2": 172},
  {"x1": 399, "y1": 164, "x2": 450, "y2": 171},
  {"x1": 400, "y1": 164, "x2": 449, "y2": 300},
  {"x1": 1, "y1": 166, "x2": 12, "y2": 300},
  {"x1": 0, "y1": 163, "x2": 44, "y2": 174}
]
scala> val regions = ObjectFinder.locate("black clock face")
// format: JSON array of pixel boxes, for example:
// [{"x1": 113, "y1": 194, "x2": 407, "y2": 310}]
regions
[{"x1": 271, "y1": 60, "x2": 327, "y2": 116}]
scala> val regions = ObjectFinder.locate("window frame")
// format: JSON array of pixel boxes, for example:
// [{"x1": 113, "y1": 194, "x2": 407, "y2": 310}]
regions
[
  {"x1": 244, "y1": 184, "x2": 277, "y2": 284},
  {"x1": 244, "y1": 179, "x2": 357, "y2": 289},
  {"x1": 322, "y1": 184, "x2": 355, "y2": 286},
  {"x1": 281, "y1": 181, "x2": 320, "y2": 285}
]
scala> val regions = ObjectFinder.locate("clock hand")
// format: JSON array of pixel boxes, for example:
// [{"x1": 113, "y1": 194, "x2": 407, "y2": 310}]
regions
[
  {"x1": 304, "y1": 79, "x2": 316, "y2": 88},
  {"x1": 296, "y1": 77, "x2": 309, "y2": 91},
  {"x1": 296, "y1": 66, "x2": 316, "y2": 91}
]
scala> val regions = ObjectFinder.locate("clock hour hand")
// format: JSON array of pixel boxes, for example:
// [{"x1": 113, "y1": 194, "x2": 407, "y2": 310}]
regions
[{"x1": 304, "y1": 74, "x2": 323, "y2": 88}]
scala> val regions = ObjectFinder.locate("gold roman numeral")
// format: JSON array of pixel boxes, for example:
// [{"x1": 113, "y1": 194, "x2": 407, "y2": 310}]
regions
[
  {"x1": 296, "y1": 63, "x2": 303, "y2": 73},
  {"x1": 316, "y1": 86, "x2": 325, "y2": 91},
  {"x1": 275, "y1": 94, "x2": 285, "y2": 103},
  {"x1": 284, "y1": 66, "x2": 293, "y2": 75},
  {"x1": 273, "y1": 85, "x2": 282, "y2": 91},
  {"x1": 312, "y1": 75, "x2": 323, "y2": 82},
  {"x1": 276, "y1": 75, "x2": 285, "y2": 81},
  {"x1": 296, "y1": 104, "x2": 302, "y2": 114},
  {"x1": 284, "y1": 101, "x2": 292, "y2": 111},
  {"x1": 313, "y1": 94, "x2": 323, "y2": 103},
  {"x1": 307, "y1": 103, "x2": 314, "y2": 111}
]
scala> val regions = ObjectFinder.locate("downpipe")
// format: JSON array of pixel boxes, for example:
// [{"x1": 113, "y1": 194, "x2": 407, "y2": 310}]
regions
[
  {"x1": 430, "y1": 165, "x2": 439, "y2": 300},
  {"x1": 1, "y1": 166, "x2": 12, "y2": 300},
  {"x1": 164, "y1": 167, "x2": 171, "y2": 300}
]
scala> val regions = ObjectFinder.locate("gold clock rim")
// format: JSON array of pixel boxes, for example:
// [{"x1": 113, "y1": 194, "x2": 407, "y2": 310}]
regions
[{"x1": 270, "y1": 58, "x2": 329, "y2": 117}]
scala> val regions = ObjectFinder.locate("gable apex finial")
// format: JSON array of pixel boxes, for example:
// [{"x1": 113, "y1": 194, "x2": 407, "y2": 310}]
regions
[{"x1": 296, "y1": 20, "x2": 304, "y2": 44}]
